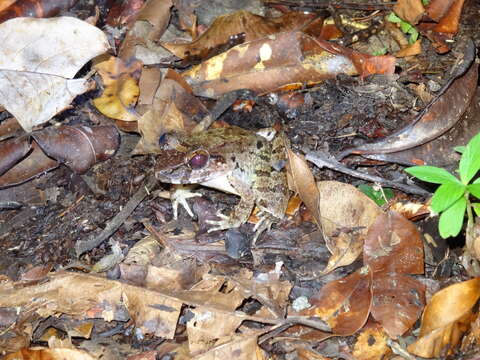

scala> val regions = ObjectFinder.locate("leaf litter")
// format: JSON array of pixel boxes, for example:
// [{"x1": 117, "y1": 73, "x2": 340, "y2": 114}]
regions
[{"x1": 0, "y1": 0, "x2": 480, "y2": 359}]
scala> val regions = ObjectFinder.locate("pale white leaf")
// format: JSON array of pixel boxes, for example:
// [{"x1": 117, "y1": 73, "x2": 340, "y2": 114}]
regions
[
  {"x1": 0, "y1": 17, "x2": 110, "y2": 78},
  {"x1": 0, "y1": 70, "x2": 91, "y2": 132}
]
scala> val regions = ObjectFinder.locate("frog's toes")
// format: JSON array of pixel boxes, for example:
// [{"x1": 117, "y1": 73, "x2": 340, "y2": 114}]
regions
[
  {"x1": 171, "y1": 186, "x2": 202, "y2": 219},
  {"x1": 206, "y1": 212, "x2": 239, "y2": 232}
]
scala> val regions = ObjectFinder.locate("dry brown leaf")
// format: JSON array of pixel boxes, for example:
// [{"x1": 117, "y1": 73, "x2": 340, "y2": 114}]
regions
[
  {"x1": 317, "y1": 181, "x2": 381, "y2": 273},
  {"x1": 161, "y1": 10, "x2": 318, "y2": 60},
  {"x1": 183, "y1": 31, "x2": 395, "y2": 99},
  {"x1": 363, "y1": 211, "x2": 424, "y2": 275},
  {"x1": 134, "y1": 70, "x2": 208, "y2": 154},
  {"x1": 393, "y1": 0, "x2": 425, "y2": 24},
  {"x1": 187, "y1": 309, "x2": 244, "y2": 353},
  {"x1": 300, "y1": 266, "x2": 373, "y2": 335},
  {"x1": 352, "y1": 321, "x2": 389, "y2": 360},
  {"x1": 285, "y1": 148, "x2": 321, "y2": 227},
  {"x1": 395, "y1": 39, "x2": 422, "y2": 57},
  {"x1": 371, "y1": 273, "x2": 425, "y2": 338},
  {"x1": 408, "y1": 278, "x2": 480, "y2": 357},
  {"x1": 3, "y1": 348, "x2": 96, "y2": 360},
  {"x1": 193, "y1": 333, "x2": 265, "y2": 360},
  {"x1": 434, "y1": 0, "x2": 465, "y2": 34},
  {"x1": 93, "y1": 55, "x2": 142, "y2": 121},
  {"x1": 119, "y1": 0, "x2": 173, "y2": 60}
]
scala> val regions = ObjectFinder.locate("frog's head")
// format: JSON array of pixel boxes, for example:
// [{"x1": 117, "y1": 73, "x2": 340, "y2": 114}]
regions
[{"x1": 155, "y1": 131, "x2": 233, "y2": 184}]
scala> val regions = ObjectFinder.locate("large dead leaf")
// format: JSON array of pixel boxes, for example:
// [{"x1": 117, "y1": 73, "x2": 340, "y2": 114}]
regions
[
  {"x1": 193, "y1": 333, "x2": 265, "y2": 360},
  {"x1": 317, "y1": 181, "x2": 381, "y2": 273},
  {"x1": 161, "y1": 10, "x2": 319, "y2": 60},
  {"x1": 4, "y1": 347, "x2": 96, "y2": 360},
  {"x1": 363, "y1": 211, "x2": 424, "y2": 275},
  {"x1": 300, "y1": 266, "x2": 373, "y2": 335},
  {"x1": 408, "y1": 278, "x2": 480, "y2": 357},
  {"x1": 183, "y1": 31, "x2": 395, "y2": 99},
  {"x1": 93, "y1": 55, "x2": 142, "y2": 121},
  {"x1": 339, "y1": 39, "x2": 477, "y2": 160},
  {"x1": 371, "y1": 273, "x2": 425, "y2": 338},
  {"x1": 0, "y1": 17, "x2": 109, "y2": 131}
]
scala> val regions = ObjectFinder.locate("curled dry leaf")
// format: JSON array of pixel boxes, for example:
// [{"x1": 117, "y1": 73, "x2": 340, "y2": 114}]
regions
[
  {"x1": 408, "y1": 278, "x2": 480, "y2": 357},
  {"x1": 161, "y1": 10, "x2": 319, "y2": 60},
  {"x1": 317, "y1": 181, "x2": 381, "y2": 273},
  {"x1": 285, "y1": 147, "x2": 321, "y2": 227},
  {"x1": 0, "y1": 136, "x2": 31, "y2": 176},
  {"x1": 339, "y1": 43, "x2": 477, "y2": 160},
  {"x1": 0, "y1": 141, "x2": 58, "y2": 189},
  {"x1": 0, "y1": 17, "x2": 110, "y2": 132},
  {"x1": 119, "y1": 0, "x2": 173, "y2": 60},
  {"x1": 93, "y1": 55, "x2": 142, "y2": 121},
  {"x1": 393, "y1": 0, "x2": 425, "y2": 24},
  {"x1": 183, "y1": 31, "x2": 395, "y2": 99},
  {"x1": 300, "y1": 266, "x2": 373, "y2": 335},
  {"x1": 32, "y1": 125, "x2": 120, "y2": 174},
  {"x1": 134, "y1": 70, "x2": 209, "y2": 154}
]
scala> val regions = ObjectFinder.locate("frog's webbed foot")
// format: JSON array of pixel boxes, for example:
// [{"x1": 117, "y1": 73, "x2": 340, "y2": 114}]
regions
[
  {"x1": 251, "y1": 211, "x2": 277, "y2": 245},
  {"x1": 206, "y1": 211, "x2": 243, "y2": 232},
  {"x1": 171, "y1": 185, "x2": 202, "y2": 219}
]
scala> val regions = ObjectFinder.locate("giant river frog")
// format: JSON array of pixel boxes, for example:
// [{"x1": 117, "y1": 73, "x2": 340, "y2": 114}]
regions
[{"x1": 155, "y1": 126, "x2": 289, "y2": 232}]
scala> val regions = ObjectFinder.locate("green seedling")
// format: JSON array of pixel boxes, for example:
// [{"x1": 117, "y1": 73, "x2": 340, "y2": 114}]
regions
[
  {"x1": 386, "y1": 12, "x2": 419, "y2": 44},
  {"x1": 405, "y1": 132, "x2": 480, "y2": 238},
  {"x1": 358, "y1": 184, "x2": 394, "y2": 206}
]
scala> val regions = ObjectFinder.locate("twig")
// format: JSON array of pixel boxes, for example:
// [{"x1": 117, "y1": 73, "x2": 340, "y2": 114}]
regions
[
  {"x1": 265, "y1": 0, "x2": 395, "y2": 11},
  {"x1": 75, "y1": 174, "x2": 157, "y2": 257},
  {"x1": 305, "y1": 151, "x2": 430, "y2": 196}
]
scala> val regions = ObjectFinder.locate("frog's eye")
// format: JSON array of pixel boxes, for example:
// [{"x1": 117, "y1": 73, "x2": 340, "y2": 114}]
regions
[{"x1": 188, "y1": 150, "x2": 209, "y2": 169}]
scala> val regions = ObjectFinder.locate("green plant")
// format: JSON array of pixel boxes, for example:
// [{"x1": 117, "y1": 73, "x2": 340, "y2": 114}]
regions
[
  {"x1": 405, "y1": 133, "x2": 480, "y2": 238},
  {"x1": 358, "y1": 184, "x2": 394, "y2": 206},
  {"x1": 386, "y1": 12, "x2": 419, "y2": 44}
]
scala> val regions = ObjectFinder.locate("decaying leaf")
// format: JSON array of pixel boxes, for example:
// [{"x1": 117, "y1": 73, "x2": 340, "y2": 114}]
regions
[
  {"x1": 317, "y1": 181, "x2": 381, "y2": 273},
  {"x1": 352, "y1": 321, "x2": 389, "y2": 360},
  {"x1": 134, "y1": 69, "x2": 209, "y2": 154},
  {"x1": 300, "y1": 266, "x2": 373, "y2": 335},
  {"x1": 0, "y1": 136, "x2": 31, "y2": 176},
  {"x1": 363, "y1": 211, "x2": 424, "y2": 275},
  {"x1": 393, "y1": 0, "x2": 425, "y2": 24},
  {"x1": 161, "y1": 10, "x2": 319, "y2": 60},
  {"x1": 408, "y1": 278, "x2": 480, "y2": 357},
  {"x1": 3, "y1": 347, "x2": 96, "y2": 360},
  {"x1": 93, "y1": 55, "x2": 142, "y2": 121},
  {"x1": 32, "y1": 125, "x2": 120, "y2": 174},
  {"x1": 339, "y1": 44, "x2": 477, "y2": 160},
  {"x1": 183, "y1": 31, "x2": 395, "y2": 99},
  {"x1": 286, "y1": 148, "x2": 321, "y2": 227},
  {"x1": 0, "y1": 17, "x2": 110, "y2": 131}
]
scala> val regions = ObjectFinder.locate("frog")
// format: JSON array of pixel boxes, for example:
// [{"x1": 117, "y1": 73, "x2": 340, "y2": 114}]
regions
[{"x1": 155, "y1": 126, "x2": 289, "y2": 233}]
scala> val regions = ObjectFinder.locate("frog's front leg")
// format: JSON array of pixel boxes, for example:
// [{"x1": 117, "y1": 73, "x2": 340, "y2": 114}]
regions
[
  {"x1": 206, "y1": 176, "x2": 255, "y2": 232},
  {"x1": 170, "y1": 185, "x2": 202, "y2": 219}
]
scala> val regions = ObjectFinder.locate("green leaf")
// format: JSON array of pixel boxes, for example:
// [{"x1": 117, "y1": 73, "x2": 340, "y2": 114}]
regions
[
  {"x1": 431, "y1": 182, "x2": 465, "y2": 213},
  {"x1": 467, "y1": 183, "x2": 480, "y2": 199},
  {"x1": 473, "y1": 203, "x2": 480, "y2": 217},
  {"x1": 408, "y1": 28, "x2": 419, "y2": 44},
  {"x1": 358, "y1": 184, "x2": 394, "y2": 206},
  {"x1": 387, "y1": 12, "x2": 402, "y2": 23},
  {"x1": 454, "y1": 146, "x2": 466, "y2": 154},
  {"x1": 400, "y1": 21, "x2": 412, "y2": 33},
  {"x1": 372, "y1": 47, "x2": 388, "y2": 56},
  {"x1": 405, "y1": 166, "x2": 460, "y2": 184},
  {"x1": 422, "y1": 0, "x2": 430, "y2": 5},
  {"x1": 438, "y1": 196, "x2": 466, "y2": 238},
  {"x1": 459, "y1": 132, "x2": 480, "y2": 184}
]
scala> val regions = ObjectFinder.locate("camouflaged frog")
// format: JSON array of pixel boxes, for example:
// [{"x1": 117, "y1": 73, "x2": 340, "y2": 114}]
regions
[{"x1": 155, "y1": 126, "x2": 289, "y2": 232}]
